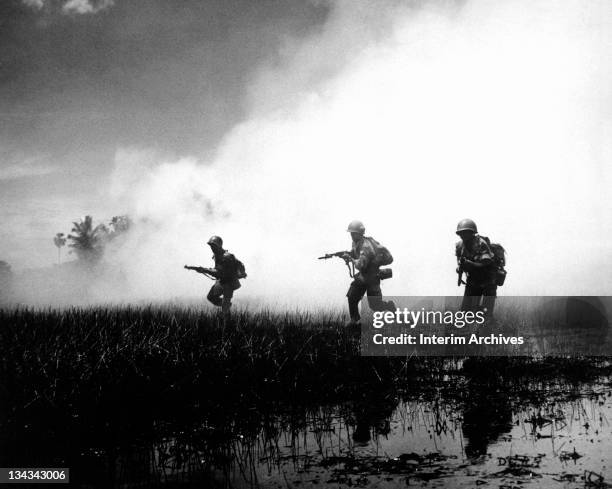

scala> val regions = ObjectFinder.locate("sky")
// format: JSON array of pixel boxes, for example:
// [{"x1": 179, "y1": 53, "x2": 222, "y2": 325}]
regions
[
  {"x1": 1, "y1": 0, "x2": 611, "y2": 305},
  {"x1": 0, "y1": 0, "x2": 327, "y2": 268}
]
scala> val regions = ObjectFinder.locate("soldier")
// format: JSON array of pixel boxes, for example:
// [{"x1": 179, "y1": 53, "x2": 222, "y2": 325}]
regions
[
  {"x1": 184, "y1": 235, "x2": 242, "y2": 314},
  {"x1": 344, "y1": 220, "x2": 395, "y2": 326},
  {"x1": 455, "y1": 219, "x2": 497, "y2": 317}
]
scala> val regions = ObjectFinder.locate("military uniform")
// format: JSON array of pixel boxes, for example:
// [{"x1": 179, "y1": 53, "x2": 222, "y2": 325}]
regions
[
  {"x1": 456, "y1": 235, "x2": 497, "y2": 315},
  {"x1": 207, "y1": 251, "x2": 241, "y2": 313},
  {"x1": 347, "y1": 237, "x2": 394, "y2": 322}
]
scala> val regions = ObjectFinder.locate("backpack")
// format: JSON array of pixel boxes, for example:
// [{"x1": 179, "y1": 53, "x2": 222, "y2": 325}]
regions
[
  {"x1": 480, "y1": 236, "x2": 507, "y2": 286},
  {"x1": 234, "y1": 257, "x2": 247, "y2": 279},
  {"x1": 224, "y1": 252, "x2": 247, "y2": 280},
  {"x1": 366, "y1": 237, "x2": 393, "y2": 266}
]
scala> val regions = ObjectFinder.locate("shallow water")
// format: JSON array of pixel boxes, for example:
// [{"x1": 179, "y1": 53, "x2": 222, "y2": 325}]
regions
[{"x1": 144, "y1": 378, "x2": 612, "y2": 488}]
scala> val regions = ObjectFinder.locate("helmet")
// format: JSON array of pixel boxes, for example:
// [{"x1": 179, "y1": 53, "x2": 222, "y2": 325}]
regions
[
  {"x1": 346, "y1": 220, "x2": 365, "y2": 235},
  {"x1": 207, "y1": 235, "x2": 223, "y2": 248},
  {"x1": 456, "y1": 219, "x2": 477, "y2": 235}
]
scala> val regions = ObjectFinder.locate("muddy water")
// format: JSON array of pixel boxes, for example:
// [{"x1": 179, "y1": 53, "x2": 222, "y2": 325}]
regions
[{"x1": 206, "y1": 384, "x2": 612, "y2": 488}]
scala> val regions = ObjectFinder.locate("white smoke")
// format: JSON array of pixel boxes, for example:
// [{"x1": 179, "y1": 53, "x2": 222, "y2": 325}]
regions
[
  {"x1": 103, "y1": 0, "x2": 612, "y2": 307},
  {"x1": 62, "y1": 0, "x2": 114, "y2": 15},
  {"x1": 20, "y1": 0, "x2": 114, "y2": 14}
]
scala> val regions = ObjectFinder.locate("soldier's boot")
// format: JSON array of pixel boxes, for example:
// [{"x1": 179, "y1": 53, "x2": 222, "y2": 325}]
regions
[{"x1": 366, "y1": 296, "x2": 396, "y2": 313}]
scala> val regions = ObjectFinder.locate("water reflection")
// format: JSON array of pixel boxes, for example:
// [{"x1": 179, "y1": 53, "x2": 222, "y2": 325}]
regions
[
  {"x1": 95, "y1": 374, "x2": 611, "y2": 488},
  {"x1": 350, "y1": 392, "x2": 398, "y2": 445},
  {"x1": 461, "y1": 358, "x2": 514, "y2": 459},
  {"x1": 3, "y1": 361, "x2": 611, "y2": 488}
]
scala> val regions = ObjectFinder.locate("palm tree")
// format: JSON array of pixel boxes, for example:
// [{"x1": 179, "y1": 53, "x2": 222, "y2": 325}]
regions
[
  {"x1": 67, "y1": 216, "x2": 108, "y2": 263},
  {"x1": 109, "y1": 215, "x2": 131, "y2": 238},
  {"x1": 53, "y1": 232, "x2": 66, "y2": 265}
]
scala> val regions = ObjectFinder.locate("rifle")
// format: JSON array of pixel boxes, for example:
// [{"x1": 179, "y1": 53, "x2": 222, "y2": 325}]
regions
[
  {"x1": 457, "y1": 257, "x2": 466, "y2": 286},
  {"x1": 184, "y1": 265, "x2": 218, "y2": 280},
  {"x1": 318, "y1": 251, "x2": 355, "y2": 277}
]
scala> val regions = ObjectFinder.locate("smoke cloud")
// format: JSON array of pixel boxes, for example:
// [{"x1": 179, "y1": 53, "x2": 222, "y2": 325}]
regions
[
  {"x1": 20, "y1": 0, "x2": 114, "y2": 14},
  {"x1": 62, "y1": 0, "x2": 114, "y2": 15},
  {"x1": 29, "y1": 0, "x2": 612, "y2": 307}
]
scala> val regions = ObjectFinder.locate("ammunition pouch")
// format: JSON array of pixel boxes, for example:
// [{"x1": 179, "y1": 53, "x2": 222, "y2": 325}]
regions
[{"x1": 378, "y1": 268, "x2": 393, "y2": 280}]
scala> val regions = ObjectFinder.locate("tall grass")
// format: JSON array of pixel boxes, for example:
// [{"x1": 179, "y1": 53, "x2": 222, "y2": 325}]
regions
[
  {"x1": 0, "y1": 306, "x2": 413, "y2": 428},
  {"x1": 1, "y1": 305, "x2": 610, "y2": 487},
  {"x1": 1, "y1": 305, "x2": 609, "y2": 415}
]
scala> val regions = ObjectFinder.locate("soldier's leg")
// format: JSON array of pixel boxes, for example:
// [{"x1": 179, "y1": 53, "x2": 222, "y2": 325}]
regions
[
  {"x1": 461, "y1": 281, "x2": 482, "y2": 312},
  {"x1": 206, "y1": 281, "x2": 224, "y2": 307},
  {"x1": 221, "y1": 284, "x2": 234, "y2": 314},
  {"x1": 481, "y1": 284, "x2": 497, "y2": 318},
  {"x1": 347, "y1": 280, "x2": 367, "y2": 322},
  {"x1": 366, "y1": 281, "x2": 396, "y2": 312}
]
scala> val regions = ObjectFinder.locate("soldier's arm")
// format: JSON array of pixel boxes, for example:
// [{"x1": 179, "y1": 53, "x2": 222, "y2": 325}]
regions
[
  {"x1": 464, "y1": 259, "x2": 490, "y2": 270},
  {"x1": 464, "y1": 242, "x2": 493, "y2": 269},
  {"x1": 476, "y1": 241, "x2": 494, "y2": 265},
  {"x1": 340, "y1": 249, "x2": 357, "y2": 263},
  {"x1": 352, "y1": 246, "x2": 373, "y2": 271},
  {"x1": 455, "y1": 242, "x2": 463, "y2": 265}
]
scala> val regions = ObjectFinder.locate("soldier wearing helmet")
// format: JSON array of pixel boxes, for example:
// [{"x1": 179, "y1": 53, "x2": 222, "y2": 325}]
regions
[
  {"x1": 344, "y1": 220, "x2": 395, "y2": 325},
  {"x1": 183, "y1": 235, "x2": 242, "y2": 314},
  {"x1": 205, "y1": 235, "x2": 241, "y2": 314},
  {"x1": 455, "y1": 219, "x2": 497, "y2": 316}
]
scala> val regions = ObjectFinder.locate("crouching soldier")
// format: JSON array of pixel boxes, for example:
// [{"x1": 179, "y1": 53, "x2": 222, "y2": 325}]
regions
[
  {"x1": 185, "y1": 235, "x2": 246, "y2": 315},
  {"x1": 455, "y1": 219, "x2": 497, "y2": 317},
  {"x1": 344, "y1": 220, "x2": 395, "y2": 326}
]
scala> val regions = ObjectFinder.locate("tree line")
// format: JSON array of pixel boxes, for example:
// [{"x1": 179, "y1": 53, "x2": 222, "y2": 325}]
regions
[
  {"x1": 53, "y1": 215, "x2": 131, "y2": 265},
  {"x1": 0, "y1": 215, "x2": 131, "y2": 301}
]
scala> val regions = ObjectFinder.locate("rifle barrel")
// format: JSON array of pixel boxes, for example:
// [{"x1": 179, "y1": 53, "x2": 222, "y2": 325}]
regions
[{"x1": 318, "y1": 251, "x2": 349, "y2": 260}]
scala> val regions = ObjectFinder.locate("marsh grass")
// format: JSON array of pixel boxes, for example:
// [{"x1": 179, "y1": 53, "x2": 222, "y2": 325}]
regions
[
  {"x1": 0, "y1": 304, "x2": 610, "y2": 487},
  {"x1": 1, "y1": 304, "x2": 609, "y2": 416}
]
